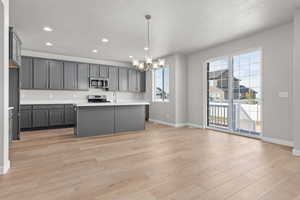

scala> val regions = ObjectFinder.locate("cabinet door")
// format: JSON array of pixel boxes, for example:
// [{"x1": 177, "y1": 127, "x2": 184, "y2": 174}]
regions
[
  {"x1": 65, "y1": 105, "x2": 75, "y2": 125},
  {"x1": 108, "y1": 67, "x2": 118, "y2": 91},
  {"x1": 90, "y1": 64, "x2": 100, "y2": 77},
  {"x1": 20, "y1": 57, "x2": 33, "y2": 89},
  {"x1": 64, "y1": 62, "x2": 78, "y2": 90},
  {"x1": 77, "y1": 63, "x2": 89, "y2": 90},
  {"x1": 99, "y1": 65, "x2": 109, "y2": 78},
  {"x1": 33, "y1": 58, "x2": 49, "y2": 89},
  {"x1": 118, "y1": 68, "x2": 128, "y2": 92},
  {"x1": 32, "y1": 109, "x2": 49, "y2": 128},
  {"x1": 20, "y1": 110, "x2": 32, "y2": 129},
  {"x1": 49, "y1": 60, "x2": 64, "y2": 89},
  {"x1": 49, "y1": 109, "x2": 65, "y2": 126},
  {"x1": 128, "y1": 69, "x2": 137, "y2": 92},
  {"x1": 137, "y1": 71, "x2": 146, "y2": 92}
]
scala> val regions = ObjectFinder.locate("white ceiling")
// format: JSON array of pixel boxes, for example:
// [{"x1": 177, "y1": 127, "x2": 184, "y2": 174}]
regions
[{"x1": 10, "y1": 0, "x2": 300, "y2": 62}]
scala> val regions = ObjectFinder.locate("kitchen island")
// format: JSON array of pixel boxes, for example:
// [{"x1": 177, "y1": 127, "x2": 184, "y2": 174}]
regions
[{"x1": 75, "y1": 102, "x2": 149, "y2": 137}]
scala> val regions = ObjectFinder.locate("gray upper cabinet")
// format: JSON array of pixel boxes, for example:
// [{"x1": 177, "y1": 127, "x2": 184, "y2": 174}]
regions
[
  {"x1": 64, "y1": 62, "x2": 78, "y2": 90},
  {"x1": 118, "y1": 68, "x2": 128, "y2": 92},
  {"x1": 128, "y1": 69, "x2": 137, "y2": 92},
  {"x1": 100, "y1": 65, "x2": 109, "y2": 78},
  {"x1": 20, "y1": 56, "x2": 145, "y2": 93},
  {"x1": 33, "y1": 58, "x2": 49, "y2": 89},
  {"x1": 89, "y1": 64, "x2": 100, "y2": 77},
  {"x1": 108, "y1": 67, "x2": 119, "y2": 91},
  {"x1": 137, "y1": 71, "x2": 146, "y2": 92},
  {"x1": 77, "y1": 63, "x2": 89, "y2": 90},
  {"x1": 49, "y1": 60, "x2": 64, "y2": 89},
  {"x1": 9, "y1": 27, "x2": 22, "y2": 67},
  {"x1": 20, "y1": 57, "x2": 33, "y2": 89}
]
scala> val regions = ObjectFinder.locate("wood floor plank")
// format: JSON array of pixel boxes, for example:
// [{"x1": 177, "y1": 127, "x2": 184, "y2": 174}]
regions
[{"x1": 0, "y1": 122, "x2": 299, "y2": 200}]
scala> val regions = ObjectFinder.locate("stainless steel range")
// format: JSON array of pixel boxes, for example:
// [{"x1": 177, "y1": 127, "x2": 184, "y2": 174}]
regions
[{"x1": 87, "y1": 95, "x2": 110, "y2": 103}]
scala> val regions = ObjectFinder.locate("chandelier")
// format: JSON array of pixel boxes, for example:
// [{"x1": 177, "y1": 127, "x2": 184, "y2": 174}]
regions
[{"x1": 132, "y1": 15, "x2": 165, "y2": 71}]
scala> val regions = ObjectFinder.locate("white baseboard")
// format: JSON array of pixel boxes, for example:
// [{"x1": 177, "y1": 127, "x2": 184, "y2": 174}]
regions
[
  {"x1": 0, "y1": 160, "x2": 10, "y2": 175},
  {"x1": 261, "y1": 136, "x2": 294, "y2": 147},
  {"x1": 186, "y1": 123, "x2": 203, "y2": 129},
  {"x1": 148, "y1": 119, "x2": 188, "y2": 128},
  {"x1": 293, "y1": 149, "x2": 300, "y2": 156}
]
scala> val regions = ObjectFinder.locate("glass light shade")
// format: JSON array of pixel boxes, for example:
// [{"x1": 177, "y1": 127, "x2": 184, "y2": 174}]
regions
[
  {"x1": 146, "y1": 57, "x2": 152, "y2": 65},
  {"x1": 158, "y1": 59, "x2": 165, "y2": 67},
  {"x1": 153, "y1": 62, "x2": 159, "y2": 69},
  {"x1": 132, "y1": 59, "x2": 139, "y2": 66},
  {"x1": 138, "y1": 62, "x2": 145, "y2": 70}
]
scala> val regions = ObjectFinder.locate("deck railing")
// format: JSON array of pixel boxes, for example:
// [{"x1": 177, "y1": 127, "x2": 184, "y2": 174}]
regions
[{"x1": 208, "y1": 104, "x2": 229, "y2": 127}]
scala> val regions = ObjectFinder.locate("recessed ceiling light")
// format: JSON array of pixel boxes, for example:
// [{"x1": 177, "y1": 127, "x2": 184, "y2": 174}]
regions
[
  {"x1": 144, "y1": 47, "x2": 149, "y2": 51},
  {"x1": 101, "y1": 38, "x2": 109, "y2": 43},
  {"x1": 129, "y1": 56, "x2": 133, "y2": 59},
  {"x1": 43, "y1": 26, "x2": 53, "y2": 32},
  {"x1": 92, "y1": 49, "x2": 98, "y2": 53},
  {"x1": 45, "y1": 42, "x2": 53, "y2": 46}
]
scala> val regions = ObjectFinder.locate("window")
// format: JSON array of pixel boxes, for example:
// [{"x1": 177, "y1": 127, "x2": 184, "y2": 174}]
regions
[{"x1": 153, "y1": 67, "x2": 169, "y2": 102}]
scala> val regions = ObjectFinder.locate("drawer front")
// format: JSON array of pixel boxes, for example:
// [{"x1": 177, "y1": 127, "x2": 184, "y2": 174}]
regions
[
  {"x1": 65, "y1": 104, "x2": 75, "y2": 109},
  {"x1": 21, "y1": 105, "x2": 32, "y2": 110},
  {"x1": 33, "y1": 105, "x2": 65, "y2": 110}
]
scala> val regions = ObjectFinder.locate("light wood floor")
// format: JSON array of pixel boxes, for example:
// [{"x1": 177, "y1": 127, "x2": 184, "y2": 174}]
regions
[{"x1": 1, "y1": 123, "x2": 300, "y2": 200}]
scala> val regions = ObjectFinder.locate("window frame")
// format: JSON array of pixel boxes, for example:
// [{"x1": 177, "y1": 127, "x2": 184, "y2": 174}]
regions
[{"x1": 152, "y1": 67, "x2": 170, "y2": 102}]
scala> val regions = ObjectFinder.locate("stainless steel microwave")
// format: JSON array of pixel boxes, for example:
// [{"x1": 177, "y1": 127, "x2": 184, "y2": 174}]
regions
[{"x1": 89, "y1": 77, "x2": 109, "y2": 89}]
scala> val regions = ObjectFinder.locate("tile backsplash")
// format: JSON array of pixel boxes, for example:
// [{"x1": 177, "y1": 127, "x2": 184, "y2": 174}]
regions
[{"x1": 20, "y1": 89, "x2": 145, "y2": 103}]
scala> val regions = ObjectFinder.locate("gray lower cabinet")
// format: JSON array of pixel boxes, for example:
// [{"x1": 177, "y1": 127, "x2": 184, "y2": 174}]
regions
[
  {"x1": 21, "y1": 104, "x2": 75, "y2": 131},
  {"x1": 33, "y1": 58, "x2": 49, "y2": 89},
  {"x1": 108, "y1": 67, "x2": 119, "y2": 91},
  {"x1": 118, "y1": 68, "x2": 128, "y2": 91},
  {"x1": 49, "y1": 106, "x2": 65, "y2": 126},
  {"x1": 20, "y1": 57, "x2": 33, "y2": 89},
  {"x1": 115, "y1": 105, "x2": 145, "y2": 132},
  {"x1": 76, "y1": 106, "x2": 115, "y2": 137},
  {"x1": 32, "y1": 109, "x2": 49, "y2": 128},
  {"x1": 20, "y1": 109, "x2": 32, "y2": 129},
  {"x1": 128, "y1": 69, "x2": 137, "y2": 92},
  {"x1": 65, "y1": 105, "x2": 75, "y2": 125},
  {"x1": 9, "y1": 109, "x2": 13, "y2": 143},
  {"x1": 49, "y1": 60, "x2": 64, "y2": 89},
  {"x1": 77, "y1": 63, "x2": 89, "y2": 90},
  {"x1": 64, "y1": 62, "x2": 78, "y2": 90}
]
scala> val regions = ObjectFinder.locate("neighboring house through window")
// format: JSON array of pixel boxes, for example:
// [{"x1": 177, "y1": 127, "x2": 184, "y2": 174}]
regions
[{"x1": 153, "y1": 67, "x2": 169, "y2": 102}]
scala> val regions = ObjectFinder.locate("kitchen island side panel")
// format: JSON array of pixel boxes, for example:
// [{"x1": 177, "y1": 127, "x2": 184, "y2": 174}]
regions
[
  {"x1": 76, "y1": 106, "x2": 115, "y2": 137},
  {"x1": 115, "y1": 105, "x2": 145, "y2": 133}
]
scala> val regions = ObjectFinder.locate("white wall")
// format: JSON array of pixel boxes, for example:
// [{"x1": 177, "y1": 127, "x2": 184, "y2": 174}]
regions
[
  {"x1": 174, "y1": 54, "x2": 188, "y2": 125},
  {"x1": 20, "y1": 50, "x2": 144, "y2": 103},
  {"x1": 187, "y1": 23, "x2": 294, "y2": 142},
  {"x1": 293, "y1": 9, "x2": 300, "y2": 154},
  {"x1": 0, "y1": 0, "x2": 10, "y2": 175},
  {"x1": 146, "y1": 54, "x2": 188, "y2": 126}
]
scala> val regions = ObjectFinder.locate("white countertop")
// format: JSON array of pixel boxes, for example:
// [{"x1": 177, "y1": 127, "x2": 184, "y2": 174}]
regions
[
  {"x1": 21, "y1": 101, "x2": 78, "y2": 105},
  {"x1": 76, "y1": 102, "x2": 150, "y2": 107},
  {"x1": 20, "y1": 101, "x2": 150, "y2": 106}
]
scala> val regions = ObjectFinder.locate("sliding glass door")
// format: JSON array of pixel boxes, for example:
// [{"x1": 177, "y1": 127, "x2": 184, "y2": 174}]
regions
[{"x1": 207, "y1": 50, "x2": 262, "y2": 136}]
